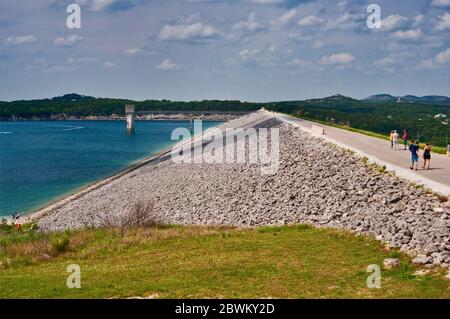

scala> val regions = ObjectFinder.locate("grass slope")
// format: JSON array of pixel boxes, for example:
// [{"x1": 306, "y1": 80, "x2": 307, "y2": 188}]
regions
[{"x1": 1, "y1": 224, "x2": 449, "y2": 299}]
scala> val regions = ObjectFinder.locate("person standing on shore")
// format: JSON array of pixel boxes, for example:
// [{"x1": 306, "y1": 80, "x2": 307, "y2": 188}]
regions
[
  {"x1": 409, "y1": 140, "x2": 419, "y2": 170},
  {"x1": 402, "y1": 130, "x2": 408, "y2": 150},
  {"x1": 422, "y1": 144, "x2": 431, "y2": 170},
  {"x1": 392, "y1": 130, "x2": 399, "y2": 150},
  {"x1": 390, "y1": 130, "x2": 394, "y2": 149},
  {"x1": 11, "y1": 212, "x2": 20, "y2": 221}
]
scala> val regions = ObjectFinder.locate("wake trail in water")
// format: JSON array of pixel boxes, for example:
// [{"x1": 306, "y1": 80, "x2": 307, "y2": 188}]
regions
[
  {"x1": 58, "y1": 126, "x2": 84, "y2": 132},
  {"x1": 0, "y1": 132, "x2": 13, "y2": 134}
]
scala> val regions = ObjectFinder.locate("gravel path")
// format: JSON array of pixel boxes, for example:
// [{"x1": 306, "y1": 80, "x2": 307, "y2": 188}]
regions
[{"x1": 36, "y1": 111, "x2": 450, "y2": 269}]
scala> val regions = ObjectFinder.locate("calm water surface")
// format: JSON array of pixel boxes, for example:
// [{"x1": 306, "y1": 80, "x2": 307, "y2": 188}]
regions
[{"x1": 0, "y1": 120, "x2": 221, "y2": 217}]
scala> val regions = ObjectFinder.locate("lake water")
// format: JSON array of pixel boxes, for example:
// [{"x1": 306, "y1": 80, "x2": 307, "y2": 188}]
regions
[{"x1": 0, "y1": 120, "x2": 221, "y2": 217}]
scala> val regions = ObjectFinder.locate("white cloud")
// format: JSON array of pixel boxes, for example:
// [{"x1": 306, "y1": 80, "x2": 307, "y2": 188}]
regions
[
  {"x1": 416, "y1": 59, "x2": 435, "y2": 70},
  {"x1": 237, "y1": 44, "x2": 283, "y2": 67},
  {"x1": 247, "y1": 0, "x2": 285, "y2": 3},
  {"x1": 435, "y1": 48, "x2": 450, "y2": 64},
  {"x1": 435, "y1": 12, "x2": 450, "y2": 31},
  {"x1": 159, "y1": 22, "x2": 220, "y2": 41},
  {"x1": 74, "y1": 0, "x2": 118, "y2": 12},
  {"x1": 5, "y1": 35, "x2": 38, "y2": 45},
  {"x1": 156, "y1": 58, "x2": 182, "y2": 71},
  {"x1": 431, "y1": 0, "x2": 450, "y2": 7},
  {"x1": 44, "y1": 65, "x2": 77, "y2": 73},
  {"x1": 232, "y1": 12, "x2": 260, "y2": 32},
  {"x1": 311, "y1": 40, "x2": 324, "y2": 49},
  {"x1": 392, "y1": 29, "x2": 423, "y2": 40},
  {"x1": 239, "y1": 48, "x2": 260, "y2": 60},
  {"x1": 380, "y1": 15, "x2": 407, "y2": 31},
  {"x1": 123, "y1": 48, "x2": 143, "y2": 56},
  {"x1": 298, "y1": 15, "x2": 324, "y2": 27},
  {"x1": 54, "y1": 34, "x2": 84, "y2": 47},
  {"x1": 103, "y1": 61, "x2": 117, "y2": 68},
  {"x1": 288, "y1": 32, "x2": 312, "y2": 42},
  {"x1": 67, "y1": 57, "x2": 97, "y2": 64},
  {"x1": 320, "y1": 52, "x2": 355, "y2": 65},
  {"x1": 325, "y1": 12, "x2": 364, "y2": 31},
  {"x1": 374, "y1": 57, "x2": 395, "y2": 66},
  {"x1": 413, "y1": 14, "x2": 424, "y2": 27},
  {"x1": 290, "y1": 59, "x2": 311, "y2": 67},
  {"x1": 174, "y1": 13, "x2": 200, "y2": 24},
  {"x1": 270, "y1": 9, "x2": 297, "y2": 29}
]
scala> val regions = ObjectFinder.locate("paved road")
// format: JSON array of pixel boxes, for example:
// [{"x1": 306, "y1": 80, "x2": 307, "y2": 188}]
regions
[{"x1": 274, "y1": 112, "x2": 450, "y2": 195}]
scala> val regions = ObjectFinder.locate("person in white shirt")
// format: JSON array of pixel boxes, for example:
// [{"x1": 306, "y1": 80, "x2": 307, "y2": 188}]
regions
[{"x1": 392, "y1": 130, "x2": 399, "y2": 150}]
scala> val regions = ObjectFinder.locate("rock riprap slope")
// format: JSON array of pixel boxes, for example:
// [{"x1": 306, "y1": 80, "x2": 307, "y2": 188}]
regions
[{"x1": 37, "y1": 114, "x2": 450, "y2": 269}]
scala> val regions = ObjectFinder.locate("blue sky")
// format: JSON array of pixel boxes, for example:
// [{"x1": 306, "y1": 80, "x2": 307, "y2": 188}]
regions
[{"x1": 1, "y1": 0, "x2": 450, "y2": 101}]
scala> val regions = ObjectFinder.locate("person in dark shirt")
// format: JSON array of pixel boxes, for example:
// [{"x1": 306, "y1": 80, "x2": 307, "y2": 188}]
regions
[
  {"x1": 409, "y1": 140, "x2": 419, "y2": 170},
  {"x1": 422, "y1": 144, "x2": 431, "y2": 170}
]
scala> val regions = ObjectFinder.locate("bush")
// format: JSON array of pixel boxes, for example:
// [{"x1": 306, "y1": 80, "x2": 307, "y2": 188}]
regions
[
  {"x1": 119, "y1": 201, "x2": 159, "y2": 229},
  {"x1": 51, "y1": 236, "x2": 70, "y2": 254},
  {"x1": 361, "y1": 157, "x2": 369, "y2": 165},
  {"x1": 378, "y1": 165, "x2": 387, "y2": 173}
]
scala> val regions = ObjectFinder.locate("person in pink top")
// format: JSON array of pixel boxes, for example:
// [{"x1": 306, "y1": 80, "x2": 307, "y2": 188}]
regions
[{"x1": 402, "y1": 129, "x2": 408, "y2": 150}]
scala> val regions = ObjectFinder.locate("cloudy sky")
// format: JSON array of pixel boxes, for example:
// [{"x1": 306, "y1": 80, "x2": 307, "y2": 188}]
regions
[{"x1": 1, "y1": 0, "x2": 450, "y2": 101}]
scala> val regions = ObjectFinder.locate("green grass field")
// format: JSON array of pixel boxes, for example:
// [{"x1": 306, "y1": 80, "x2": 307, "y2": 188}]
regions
[{"x1": 1, "y1": 223, "x2": 449, "y2": 299}]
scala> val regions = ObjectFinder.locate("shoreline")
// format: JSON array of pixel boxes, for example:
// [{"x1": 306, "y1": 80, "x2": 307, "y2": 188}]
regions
[
  {"x1": 0, "y1": 118, "x2": 226, "y2": 122},
  {"x1": 32, "y1": 110, "x2": 450, "y2": 270},
  {"x1": 6, "y1": 118, "x2": 231, "y2": 226},
  {"x1": 0, "y1": 113, "x2": 247, "y2": 122},
  {"x1": 9, "y1": 110, "x2": 449, "y2": 226},
  {"x1": 32, "y1": 110, "x2": 270, "y2": 231}
]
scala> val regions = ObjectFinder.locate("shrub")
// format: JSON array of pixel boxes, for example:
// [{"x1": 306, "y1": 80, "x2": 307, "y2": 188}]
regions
[
  {"x1": 51, "y1": 236, "x2": 70, "y2": 254},
  {"x1": 361, "y1": 157, "x2": 369, "y2": 165},
  {"x1": 388, "y1": 251, "x2": 401, "y2": 259},
  {"x1": 436, "y1": 194, "x2": 448, "y2": 203},
  {"x1": 119, "y1": 201, "x2": 159, "y2": 229},
  {"x1": 378, "y1": 165, "x2": 387, "y2": 173}
]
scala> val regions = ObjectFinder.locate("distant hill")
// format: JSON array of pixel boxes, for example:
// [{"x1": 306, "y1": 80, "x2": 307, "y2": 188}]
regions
[
  {"x1": 305, "y1": 94, "x2": 357, "y2": 103},
  {"x1": 364, "y1": 94, "x2": 450, "y2": 105},
  {"x1": 363, "y1": 94, "x2": 397, "y2": 102},
  {"x1": 1, "y1": 92, "x2": 449, "y2": 146},
  {"x1": 51, "y1": 93, "x2": 95, "y2": 102},
  {"x1": 0, "y1": 94, "x2": 259, "y2": 119}
]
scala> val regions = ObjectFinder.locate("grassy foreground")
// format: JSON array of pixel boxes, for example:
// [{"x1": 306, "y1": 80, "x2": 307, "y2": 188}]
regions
[{"x1": 0, "y1": 223, "x2": 449, "y2": 299}]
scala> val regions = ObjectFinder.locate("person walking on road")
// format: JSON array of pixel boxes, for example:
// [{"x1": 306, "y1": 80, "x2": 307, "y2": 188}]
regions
[
  {"x1": 390, "y1": 130, "x2": 394, "y2": 149},
  {"x1": 409, "y1": 140, "x2": 419, "y2": 170},
  {"x1": 392, "y1": 130, "x2": 399, "y2": 150},
  {"x1": 422, "y1": 144, "x2": 431, "y2": 170},
  {"x1": 402, "y1": 129, "x2": 408, "y2": 150}
]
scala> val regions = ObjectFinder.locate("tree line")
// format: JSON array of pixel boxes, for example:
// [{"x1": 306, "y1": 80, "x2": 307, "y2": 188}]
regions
[{"x1": 1, "y1": 94, "x2": 448, "y2": 146}]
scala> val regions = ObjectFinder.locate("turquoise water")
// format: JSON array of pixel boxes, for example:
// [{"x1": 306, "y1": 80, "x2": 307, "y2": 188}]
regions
[{"x1": 0, "y1": 120, "x2": 221, "y2": 217}]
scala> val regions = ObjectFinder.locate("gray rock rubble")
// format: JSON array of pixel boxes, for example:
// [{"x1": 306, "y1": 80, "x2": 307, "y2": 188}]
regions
[{"x1": 37, "y1": 113, "x2": 450, "y2": 271}]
